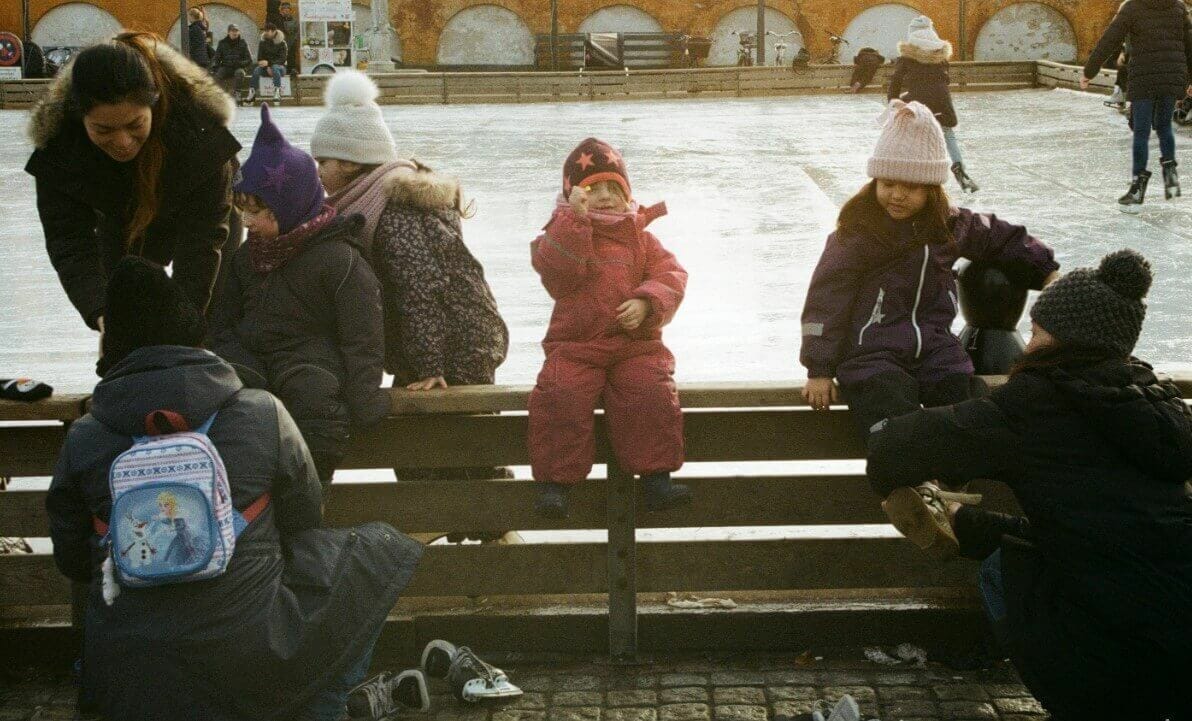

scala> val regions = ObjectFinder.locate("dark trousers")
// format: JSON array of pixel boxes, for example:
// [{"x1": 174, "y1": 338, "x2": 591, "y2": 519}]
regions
[
  {"x1": 1131, "y1": 96, "x2": 1178, "y2": 175},
  {"x1": 213, "y1": 66, "x2": 247, "y2": 95}
]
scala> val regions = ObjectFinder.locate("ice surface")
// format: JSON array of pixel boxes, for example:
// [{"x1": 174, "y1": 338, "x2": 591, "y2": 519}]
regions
[{"x1": 3, "y1": 87, "x2": 1190, "y2": 393}]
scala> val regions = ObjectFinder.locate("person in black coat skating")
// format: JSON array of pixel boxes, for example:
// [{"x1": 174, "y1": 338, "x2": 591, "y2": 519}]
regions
[{"x1": 867, "y1": 249, "x2": 1192, "y2": 721}]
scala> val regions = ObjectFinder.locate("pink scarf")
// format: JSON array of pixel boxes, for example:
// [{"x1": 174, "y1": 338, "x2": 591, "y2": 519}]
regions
[
  {"x1": 249, "y1": 204, "x2": 337, "y2": 274},
  {"x1": 327, "y1": 159, "x2": 418, "y2": 247}
]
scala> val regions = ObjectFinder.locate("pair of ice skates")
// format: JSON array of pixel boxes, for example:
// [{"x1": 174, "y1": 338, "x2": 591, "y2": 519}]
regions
[{"x1": 347, "y1": 640, "x2": 522, "y2": 720}]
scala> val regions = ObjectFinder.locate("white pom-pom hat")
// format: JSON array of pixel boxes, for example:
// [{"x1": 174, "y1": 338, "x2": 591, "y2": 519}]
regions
[{"x1": 310, "y1": 70, "x2": 399, "y2": 165}]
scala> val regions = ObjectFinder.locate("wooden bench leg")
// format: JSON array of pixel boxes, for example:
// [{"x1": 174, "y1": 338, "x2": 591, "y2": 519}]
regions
[{"x1": 606, "y1": 459, "x2": 637, "y2": 662}]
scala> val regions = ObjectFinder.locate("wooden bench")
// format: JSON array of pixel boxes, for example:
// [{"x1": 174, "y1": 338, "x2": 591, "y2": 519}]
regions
[{"x1": 8, "y1": 375, "x2": 1187, "y2": 658}]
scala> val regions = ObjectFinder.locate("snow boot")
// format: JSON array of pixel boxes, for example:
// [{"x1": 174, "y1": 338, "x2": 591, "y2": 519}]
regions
[
  {"x1": 346, "y1": 669, "x2": 431, "y2": 719},
  {"x1": 534, "y1": 482, "x2": 570, "y2": 519},
  {"x1": 421, "y1": 640, "x2": 523, "y2": 703},
  {"x1": 1119, "y1": 170, "x2": 1151, "y2": 213},
  {"x1": 643, "y1": 473, "x2": 693, "y2": 513},
  {"x1": 1162, "y1": 159, "x2": 1181, "y2": 199},
  {"x1": 951, "y1": 163, "x2": 979, "y2": 193},
  {"x1": 882, "y1": 483, "x2": 982, "y2": 560}
]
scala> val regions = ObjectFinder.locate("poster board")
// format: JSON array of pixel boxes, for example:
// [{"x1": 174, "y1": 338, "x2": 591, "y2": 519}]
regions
[{"x1": 298, "y1": 0, "x2": 353, "y2": 72}]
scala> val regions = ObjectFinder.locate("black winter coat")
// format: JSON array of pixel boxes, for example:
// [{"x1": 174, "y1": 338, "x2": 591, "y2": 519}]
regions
[
  {"x1": 210, "y1": 214, "x2": 391, "y2": 458},
  {"x1": 212, "y1": 36, "x2": 253, "y2": 70},
  {"x1": 1085, "y1": 0, "x2": 1192, "y2": 101},
  {"x1": 258, "y1": 34, "x2": 288, "y2": 68},
  {"x1": 888, "y1": 41, "x2": 958, "y2": 128},
  {"x1": 25, "y1": 42, "x2": 240, "y2": 331},
  {"x1": 370, "y1": 167, "x2": 509, "y2": 385},
  {"x1": 46, "y1": 346, "x2": 421, "y2": 721},
  {"x1": 188, "y1": 20, "x2": 211, "y2": 67},
  {"x1": 867, "y1": 359, "x2": 1192, "y2": 720}
]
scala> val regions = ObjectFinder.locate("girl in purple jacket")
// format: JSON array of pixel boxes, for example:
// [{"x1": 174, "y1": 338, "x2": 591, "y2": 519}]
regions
[{"x1": 800, "y1": 100, "x2": 1060, "y2": 558}]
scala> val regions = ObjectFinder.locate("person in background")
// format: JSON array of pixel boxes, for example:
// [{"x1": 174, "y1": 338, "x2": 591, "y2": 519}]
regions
[
  {"x1": 279, "y1": 2, "x2": 302, "y2": 73},
  {"x1": 847, "y1": 47, "x2": 885, "y2": 93},
  {"x1": 186, "y1": 8, "x2": 210, "y2": 68},
  {"x1": 866, "y1": 249, "x2": 1192, "y2": 721},
  {"x1": 211, "y1": 24, "x2": 253, "y2": 96},
  {"x1": 251, "y1": 23, "x2": 287, "y2": 102},
  {"x1": 22, "y1": 35, "x2": 47, "y2": 78}
]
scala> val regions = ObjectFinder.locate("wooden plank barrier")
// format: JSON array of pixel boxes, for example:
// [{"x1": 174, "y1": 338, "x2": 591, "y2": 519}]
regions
[{"x1": 3, "y1": 373, "x2": 1189, "y2": 658}]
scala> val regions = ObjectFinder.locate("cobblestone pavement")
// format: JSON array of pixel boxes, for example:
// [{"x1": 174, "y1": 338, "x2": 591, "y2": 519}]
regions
[{"x1": 0, "y1": 650, "x2": 1048, "y2": 721}]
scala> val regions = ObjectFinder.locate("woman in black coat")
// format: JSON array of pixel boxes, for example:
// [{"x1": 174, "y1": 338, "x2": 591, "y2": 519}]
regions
[
  {"x1": 24, "y1": 32, "x2": 240, "y2": 371},
  {"x1": 186, "y1": 8, "x2": 211, "y2": 68},
  {"x1": 867, "y1": 250, "x2": 1192, "y2": 721},
  {"x1": 1084, "y1": 0, "x2": 1192, "y2": 210}
]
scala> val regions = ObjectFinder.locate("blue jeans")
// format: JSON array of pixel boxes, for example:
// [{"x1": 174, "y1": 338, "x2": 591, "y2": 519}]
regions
[
  {"x1": 251, "y1": 64, "x2": 285, "y2": 92},
  {"x1": 302, "y1": 624, "x2": 383, "y2": 721},
  {"x1": 942, "y1": 127, "x2": 964, "y2": 166},
  {"x1": 1131, "y1": 96, "x2": 1177, "y2": 175}
]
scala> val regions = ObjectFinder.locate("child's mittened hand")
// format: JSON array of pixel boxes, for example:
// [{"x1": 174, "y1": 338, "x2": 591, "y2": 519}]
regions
[
  {"x1": 616, "y1": 299, "x2": 650, "y2": 330},
  {"x1": 407, "y1": 376, "x2": 448, "y2": 391},
  {"x1": 569, "y1": 186, "x2": 589, "y2": 217},
  {"x1": 802, "y1": 377, "x2": 838, "y2": 411}
]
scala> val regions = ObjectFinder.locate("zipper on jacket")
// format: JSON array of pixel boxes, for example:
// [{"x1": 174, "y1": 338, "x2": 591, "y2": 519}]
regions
[
  {"x1": 857, "y1": 287, "x2": 885, "y2": 346},
  {"x1": 912, "y1": 245, "x2": 929, "y2": 358}
]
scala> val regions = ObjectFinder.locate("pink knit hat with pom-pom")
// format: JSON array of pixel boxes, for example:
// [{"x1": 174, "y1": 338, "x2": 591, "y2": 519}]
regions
[{"x1": 867, "y1": 99, "x2": 950, "y2": 185}]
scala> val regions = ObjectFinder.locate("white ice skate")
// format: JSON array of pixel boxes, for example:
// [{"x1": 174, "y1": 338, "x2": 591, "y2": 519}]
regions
[{"x1": 421, "y1": 640, "x2": 523, "y2": 703}]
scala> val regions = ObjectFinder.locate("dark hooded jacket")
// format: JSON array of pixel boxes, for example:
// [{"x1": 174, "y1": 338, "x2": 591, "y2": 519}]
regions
[
  {"x1": 187, "y1": 20, "x2": 211, "y2": 67},
  {"x1": 867, "y1": 359, "x2": 1192, "y2": 720},
  {"x1": 24, "y1": 41, "x2": 240, "y2": 330},
  {"x1": 888, "y1": 40, "x2": 958, "y2": 128},
  {"x1": 258, "y1": 31, "x2": 288, "y2": 68},
  {"x1": 1084, "y1": 0, "x2": 1192, "y2": 101},
  {"x1": 209, "y1": 214, "x2": 391, "y2": 458},
  {"x1": 45, "y1": 346, "x2": 422, "y2": 721},
  {"x1": 212, "y1": 34, "x2": 253, "y2": 71}
]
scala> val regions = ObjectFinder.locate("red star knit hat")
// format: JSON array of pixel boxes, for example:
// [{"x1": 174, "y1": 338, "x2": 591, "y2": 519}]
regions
[{"x1": 563, "y1": 137, "x2": 631, "y2": 200}]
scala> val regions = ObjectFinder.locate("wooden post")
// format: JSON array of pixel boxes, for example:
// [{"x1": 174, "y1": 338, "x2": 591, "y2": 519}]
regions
[
  {"x1": 958, "y1": 0, "x2": 968, "y2": 62},
  {"x1": 20, "y1": 0, "x2": 30, "y2": 42},
  {"x1": 756, "y1": 0, "x2": 766, "y2": 66},
  {"x1": 606, "y1": 457, "x2": 637, "y2": 662},
  {"x1": 550, "y1": 0, "x2": 559, "y2": 71}
]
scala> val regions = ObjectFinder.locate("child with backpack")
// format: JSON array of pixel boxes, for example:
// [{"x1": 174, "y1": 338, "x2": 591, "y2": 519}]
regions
[
  {"x1": 800, "y1": 100, "x2": 1059, "y2": 558},
  {"x1": 210, "y1": 104, "x2": 390, "y2": 485},
  {"x1": 528, "y1": 138, "x2": 690, "y2": 518},
  {"x1": 888, "y1": 16, "x2": 979, "y2": 193}
]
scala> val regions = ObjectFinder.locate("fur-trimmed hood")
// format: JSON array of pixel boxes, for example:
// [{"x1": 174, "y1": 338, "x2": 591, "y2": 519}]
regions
[
  {"x1": 898, "y1": 40, "x2": 953, "y2": 65},
  {"x1": 27, "y1": 37, "x2": 235, "y2": 149},
  {"x1": 384, "y1": 164, "x2": 462, "y2": 210}
]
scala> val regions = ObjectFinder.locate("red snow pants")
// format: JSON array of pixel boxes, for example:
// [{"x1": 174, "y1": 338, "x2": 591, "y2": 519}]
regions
[{"x1": 528, "y1": 336, "x2": 684, "y2": 484}]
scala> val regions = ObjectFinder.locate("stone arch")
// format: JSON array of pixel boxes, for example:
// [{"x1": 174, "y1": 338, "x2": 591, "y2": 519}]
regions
[
  {"x1": 577, "y1": 5, "x2": 663, "y2": 34},
  {"x1": 707, "y1": 6, "x2": 802, "y2": 66},
  {"x1": 168, "y1": 3, "x2": 260, "y2": 53},
  {"x1": 974, "y1": 2, "x2": 1077, "y2": 62},
  {"x1": 436, "y1": 4, "x2": 534, "y2": 66},
  {"x1": 837, "y1": 3, "x2": 922, "y2": 63},
  {"x1": 32, "y1": 3, "x2": 122, "y2": 48}
]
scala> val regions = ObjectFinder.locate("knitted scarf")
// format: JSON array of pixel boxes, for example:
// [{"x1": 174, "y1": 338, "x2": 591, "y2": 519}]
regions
[
  {"x1": 249, "y1": 204, "x2": 338, "y2": 274},
  {"x1": 327, "y1": 159, "x2": 419, "y2": 249}
]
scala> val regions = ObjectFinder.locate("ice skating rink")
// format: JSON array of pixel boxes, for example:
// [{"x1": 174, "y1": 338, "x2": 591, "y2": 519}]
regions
[{"x1": 3, "y1": 87, "x2": 1191, "y2": 392}]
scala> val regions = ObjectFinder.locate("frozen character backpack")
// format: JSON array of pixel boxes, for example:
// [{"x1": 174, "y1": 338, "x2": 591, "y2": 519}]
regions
[{"x1": 94, "y1": 410, "x2": 270, "y2": 605}]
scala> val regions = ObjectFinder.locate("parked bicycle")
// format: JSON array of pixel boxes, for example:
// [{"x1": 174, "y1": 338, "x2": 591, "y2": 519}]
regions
[
  {"x1": 815, "y1": 31, "x2": 849, "y2": 65},
  {"x1": 765, "y1": 31, "x2": 802, "y2": 67},
  {"x1": 731, "y1": 30, "x2": 756, "y2": 67}
]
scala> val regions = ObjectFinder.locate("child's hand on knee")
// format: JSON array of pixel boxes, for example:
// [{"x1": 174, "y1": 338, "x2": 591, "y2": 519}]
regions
[
  {"x1": 803, "y1": 377, "x2": 838, "y2": 411},
  {"x1": 616, "y1": 299, "x2": 650, "y2": 330}
]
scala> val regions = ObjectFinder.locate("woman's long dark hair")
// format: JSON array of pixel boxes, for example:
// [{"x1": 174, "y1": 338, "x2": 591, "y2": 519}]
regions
[
  {"x1": 1009, "y1": 342, "x2": 1121, "y2": 377},
  {"x1": 68, "y1": 32, "x2": 173, "y2": 251},
  {"x1": 837, "y1": 179, "x2": 952, "y2": 248}
]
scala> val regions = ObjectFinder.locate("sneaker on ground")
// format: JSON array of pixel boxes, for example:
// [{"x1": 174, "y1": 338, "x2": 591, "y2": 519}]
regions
[
  {"x1": 420, "y1": 640, "x2": 523, "y2": 702},
  {"x1": 882, "y1": 483, "x2": 982, "y2": 560},
  {"x1": 346, "y1": 669, "x2": 430, "y2": 719}
]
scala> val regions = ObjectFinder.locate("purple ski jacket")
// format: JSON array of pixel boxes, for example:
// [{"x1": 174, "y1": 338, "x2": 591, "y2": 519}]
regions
[{"x1": 801, "y1": 207, "x2": 1058, "y2": 386}]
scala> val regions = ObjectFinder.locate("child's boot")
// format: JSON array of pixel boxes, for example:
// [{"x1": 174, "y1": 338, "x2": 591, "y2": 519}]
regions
[
  {"x1": 347, "y1": 669, "x2": 431, "y2": 719},
  {"x1": 534, "y1": 482, "x2": 570, "y2": 519},
  {"x1": 951, "y1": 163, "x2": 980, "y2": 193},
  {"x1": 642, "y1": 473, "x2": 692, "y2": 513},
  {"x1": 1162, "y1": 159, "x2": 1181, "y2": 199},
  {"x1": 1119, "y1": 170, "x2": 1151, "y2": 213},
  {"x1": 881, "y1": 483, "x2": 981, "y2": 560}
]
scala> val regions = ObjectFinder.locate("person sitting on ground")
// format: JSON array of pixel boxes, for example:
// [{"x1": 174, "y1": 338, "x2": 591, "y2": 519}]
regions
[
  {"x1": 251, "y1": 23, "x2": 287, "y2": 102},
  {"x1": 311, "y1": 71, "x2": 510, "y2": 484},
  {"x1": 866, "y1": 249, "x2": 1192, "y2": 721},
  {"x1": 210, "y1": 104, "x2": 391, "y2": 486},
  {"x1": 801, "y1": 100, "x2": 1059, "y2": 559},
  {"x1": 529, "y1": 137, "x2": 690, "y2": 518},
  {"x1": 847, "y1": 47, "x2": 885, "y2": 93},
  {"x1": 211, "y1": 24, "x2": 253, "y2": 96},
  {"x1": 46, "y1": 255, "x2": 422, "y2": 721}
]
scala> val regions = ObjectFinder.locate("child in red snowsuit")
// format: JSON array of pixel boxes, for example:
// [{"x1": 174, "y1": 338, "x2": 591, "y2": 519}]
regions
[{"x1": 528, "y1": 137, "x2": 690, "y2": 518}]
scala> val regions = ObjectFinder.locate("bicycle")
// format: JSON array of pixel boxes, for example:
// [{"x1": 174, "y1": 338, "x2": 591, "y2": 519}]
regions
[
  {"x1": 730, "y1": 30, "x2": 756, "y2": 67},
  {"x1": 764, "y1": 31, "x2": 802, "y2": 66},
  {"x1": 815, "y1": 31, "x2": 849, "y2": 65}
]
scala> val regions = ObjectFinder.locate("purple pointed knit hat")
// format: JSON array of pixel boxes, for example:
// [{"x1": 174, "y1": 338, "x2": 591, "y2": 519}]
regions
[{"x1": 234, "y1": 104, "x2": 326, "y2": 234}]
